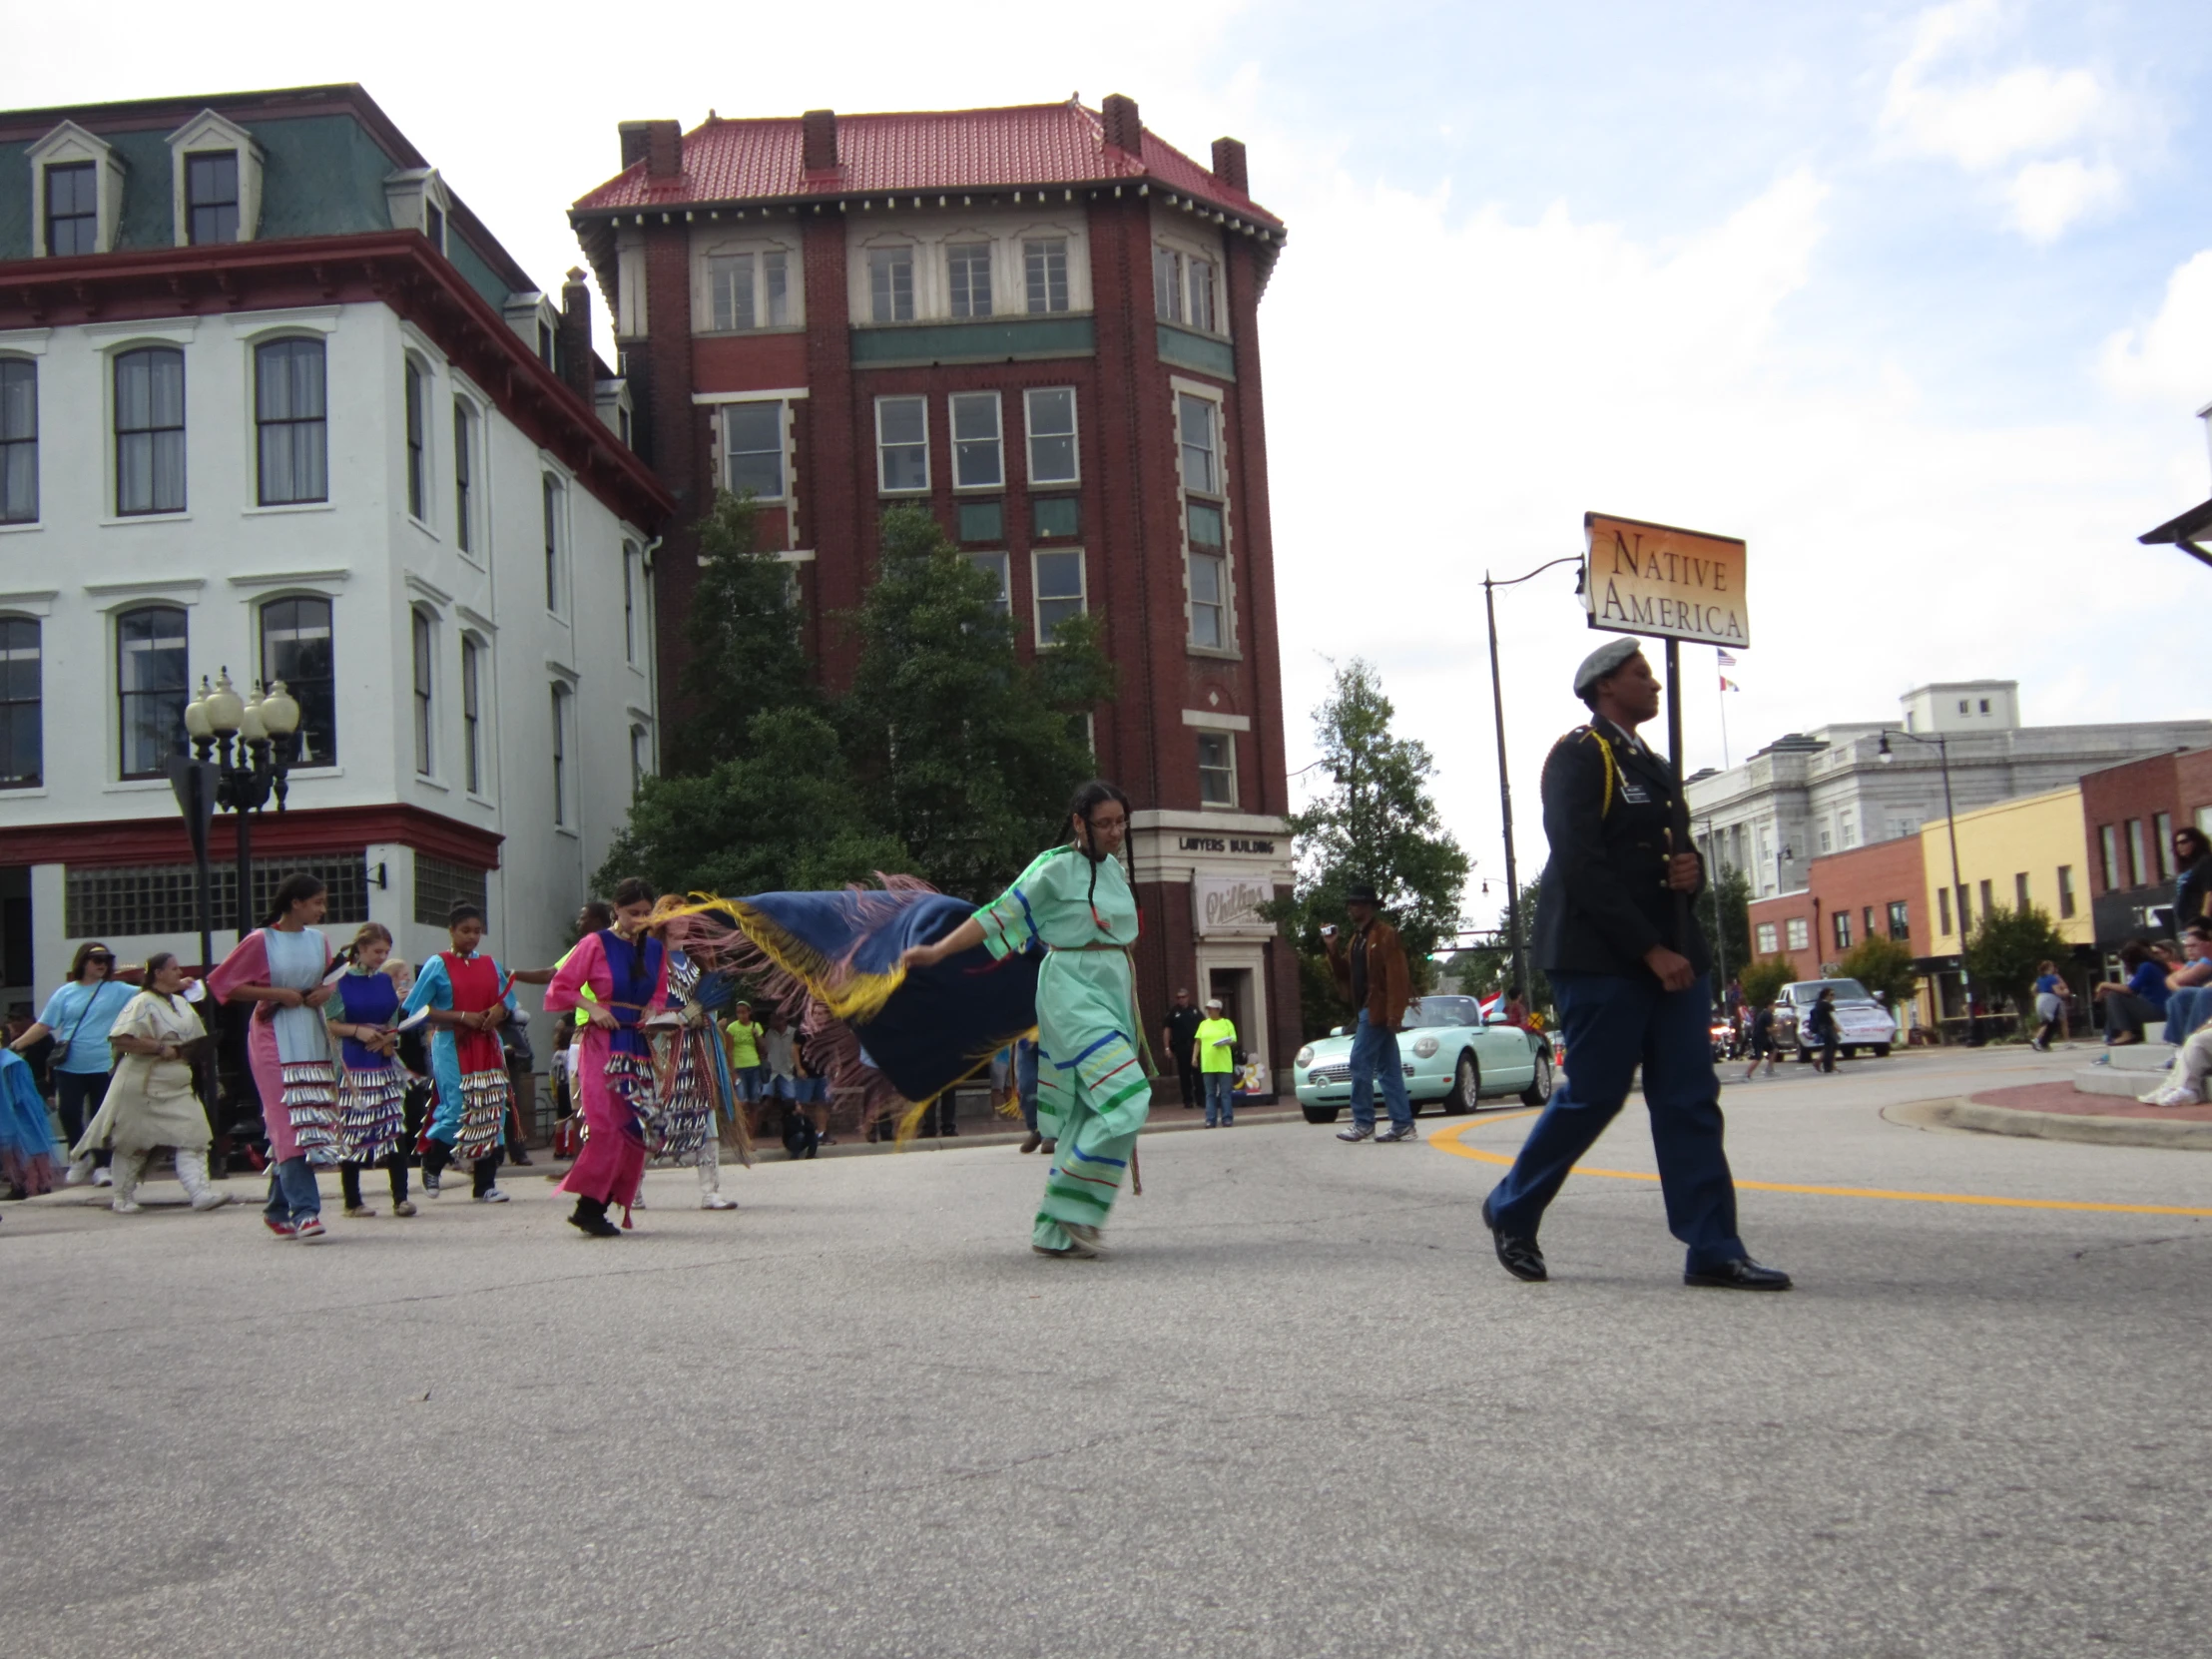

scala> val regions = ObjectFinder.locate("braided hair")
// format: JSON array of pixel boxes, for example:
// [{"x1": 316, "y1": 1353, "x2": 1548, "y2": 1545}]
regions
[{"x1": 1067, "y1": 779, "x2": 1134, "y2": 931}]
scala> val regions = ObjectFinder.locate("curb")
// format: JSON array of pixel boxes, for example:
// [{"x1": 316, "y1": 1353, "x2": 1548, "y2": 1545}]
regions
[{"x1": 1910, "y1": 1096, "x2": 2212, "y2": 1153}]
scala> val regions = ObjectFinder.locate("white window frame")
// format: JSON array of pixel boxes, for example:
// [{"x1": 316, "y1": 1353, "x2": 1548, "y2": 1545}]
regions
[
  {"x1": 722, "y1": 399, "x2": 789, "y2": 501},
  {"x1": 550, "y1": 681, "x2": 575, "y2": 830},
  {"x1": 410, "y1": 606, "x2": 437, "y2": 779},
  {"x1": 1023, "y1": 237, "x2": 1071, "y2": 314},
  {"x1": 1755, "y1": 921, "x2": 1779, "y2": 954},
  {"x1": 867, "y1": 245, "x2": 916, "y2": 323},
  {"x1": 459, "y1": 631, "x2": 487, "y2": 798},
  {"x1": 702, "y1": 244, "x2": 798, "y2": 333},
  {"x1": 0, "y1": 352, "x2": 40, "y2": 527},
  {"x1": 967, "y1": 551, "x2": 1010, "y2": 617},
  {"x1": 874, "y1": 395, "x2": 929, "y2": 494},
  {"x1": 622, "y1": 540, "x2": 643, "y2": 666},
  {"x1": 1155, "y1": 232, "x2": 1229, "y2": 337},
  {"x1": 451, "y1": 395, "x2": 480, "y2": 557},
  {"x1": 1173, "y1": 380, "x2": 1235, "y2": 656},
  {"x1": 1197, "y1": 730, "x2": 1238, "y2": 809},
  {"x1": 402, "y1": 353, "x2": 434, "y2": 527},
  {"x1": 1023, "y1": 386, "x2": 1079, "y2": 486},
  {"x1": 29, "y1": 122, "x2": 124, "y2": 258},
  {"x1": 166, "y1": 110, "x2": 263, "y2": 247},
  {"x1": 946, "y1": 240, "x2": 994, "y2": 318},
  {"x1": 1031, "y1": 546, "x2": 1087, "y2": 643},
  {"x1": 541, "y1": 470, "x2": 569, "y2": 616},
  {"x1": 949, "y1": 391, "x2": 1003, "y2": 491},
  {"x1": 1785, "y1": 916, "x2": 1810, "y2": 951},
  {"x1": 111, "y1": 339, "x2": 190, "y2": 519}
]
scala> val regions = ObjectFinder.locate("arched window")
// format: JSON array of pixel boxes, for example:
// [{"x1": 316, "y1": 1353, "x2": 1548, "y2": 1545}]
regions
[
  {"x1": 255, "y1": 337, "x2": 326, "y2": 504},
  {"x1": 260, "y1": 595, "x2": 335, "y2": 765},
  {"x1": 460, "y1": 634, "x2": 486, "y2": 796},
  {"x1": 403, "y1": 357, "x2": 429, "y2": 522},
  {"x1": 114, "y1": 347, "x2": 186, "y2": 516},
  {"x1": 116, "y1": 605, "x2": 188, "y2": 779},
  {"x1": 452, "y1": 397, "x2": 477, "y2": 554},
  {"x1": 0, "y1": 616, "x2": 40, "y2": 787},
  {"x1": 411, "y1": 608, "x2": 435, "y2": 777},
  {"x1": 550, "y1": 683, "x2": 573, "y2": 827}
]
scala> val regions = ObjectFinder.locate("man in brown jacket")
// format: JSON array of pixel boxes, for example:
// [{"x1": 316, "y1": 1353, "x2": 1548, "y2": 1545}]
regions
[{"x1": 1323, "y1": 881, "x2": 1416, "y2": 1142}]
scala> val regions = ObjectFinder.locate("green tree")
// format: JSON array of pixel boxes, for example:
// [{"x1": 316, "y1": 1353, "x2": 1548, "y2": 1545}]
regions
[
  {"x1": 1440, "y1": 883, "x2": 1547, "y2": 1014},
  {"x1": 669, "y1": 490, "x2": 815, "y2": 775},
  {"x1": 1839, "y1": 933, "x2": 1921, "y2": 1009},
  {"x1": 596, "y1": 708, "x2": 909, "y2": 898},
  {"x1": 1964, "y1": 903, "x2": 2069, "y2": 1016},
  {"x1": 1269, "y1": 660, "x2": 1471, "y2": 1019},
  {"x1": 838, "y1": 505, "x2": 1113, "y2": 898},
  {"x1": 1738, "y1": 955, "x2": 1798, "y2": 1011},
  {"x1": 1695, "y1": 865, "x2": 1753, "y2": 984}
]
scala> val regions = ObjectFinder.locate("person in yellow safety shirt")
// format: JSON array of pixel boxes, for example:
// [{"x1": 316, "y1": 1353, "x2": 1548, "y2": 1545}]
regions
[
  {"x1": 1193, "y1": 997, "x2": 1238, "y2": 1128},
  {"x1": 722, "y1": 1001, "x2": 767, "y2": 1133}
]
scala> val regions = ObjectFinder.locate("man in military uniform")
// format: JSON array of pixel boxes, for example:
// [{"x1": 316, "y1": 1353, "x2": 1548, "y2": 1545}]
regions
[{"x1": 1478, "y1": 638, "x2": 1790, "y2": 1291}]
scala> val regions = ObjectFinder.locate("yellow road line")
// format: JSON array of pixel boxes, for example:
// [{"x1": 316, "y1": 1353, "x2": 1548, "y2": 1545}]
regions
[{"x1": 1427, "y1": 1113, "x2": 2212, "y2": 1219}]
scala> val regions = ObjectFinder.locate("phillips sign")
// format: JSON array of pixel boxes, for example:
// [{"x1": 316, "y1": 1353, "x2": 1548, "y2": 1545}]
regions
[{"x1": 1581, "y1": 511, "x2": 1749, "y2": 649}]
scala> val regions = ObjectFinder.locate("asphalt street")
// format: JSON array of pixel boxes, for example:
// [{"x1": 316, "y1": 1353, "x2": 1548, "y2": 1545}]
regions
[{"x1": 4, "y1": 1041, "x2": 2206, "y2": 1659}]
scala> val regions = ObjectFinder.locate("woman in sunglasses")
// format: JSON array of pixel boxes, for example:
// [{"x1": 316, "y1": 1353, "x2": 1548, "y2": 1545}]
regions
[{"x1": 8, "y1": 941, "x2": 135, "y2": 1188}]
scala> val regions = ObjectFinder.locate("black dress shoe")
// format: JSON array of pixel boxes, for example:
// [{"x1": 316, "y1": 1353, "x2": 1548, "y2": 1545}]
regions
[
  {"x1": 1684, "y1": 1257, "x2": 1792, "y2": 1291},
  {"x1": 1480, "y1": 1197, "x2": 1547, "y2": 1283}
]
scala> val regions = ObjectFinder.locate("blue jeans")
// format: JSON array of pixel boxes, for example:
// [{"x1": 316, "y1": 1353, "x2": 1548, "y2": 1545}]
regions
[
  {"x1": 1204, "y1": 1071, "x2": 1235, "y2": 1125},
  {"x1": 264, "y1": 1155, "x2": 321, "y2": 1225},
  {"x1": 1349, "y1": 1010, "x2": 1413, "y2": 1132},
  {"x1": 1485, "y1": 970, "x2": 1746, "y2": 1273},
  {"x1": 2164, "y1": 986, "x2": 2212, "y2": 1043},
  {"x1": 1016, "y1": 1041, "x2": 1040, "y2": 1134}
]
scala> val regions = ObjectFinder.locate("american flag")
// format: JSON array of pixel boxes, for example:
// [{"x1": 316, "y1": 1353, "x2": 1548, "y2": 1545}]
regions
[
  {"x1": 1720, "y1": 676, "x2": 1741, "y2": 692},
  {"x1": 1716, "y1": 649, "x2": 1739, "y2": 666}
]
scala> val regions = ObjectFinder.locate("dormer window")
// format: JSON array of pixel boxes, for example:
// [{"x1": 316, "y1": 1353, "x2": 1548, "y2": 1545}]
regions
[
  {"x1": 185, "y1": 153, "x2": 239, "y2": 244},
  {"x1": 29, "y1": 121, "x2": 123, "y2": 257},
  {"x1": 46, "y1": 164, "x2": 97, "y2": 256},
  {"x1": 166, "y1": 111, "x2": 262, "y2": 248},
  {"x1": 384, "y1": 167, "x2": 452, "y2": 258},
  {"x1": 425, "y1": 202, "x2": 446, "y2": 254}
]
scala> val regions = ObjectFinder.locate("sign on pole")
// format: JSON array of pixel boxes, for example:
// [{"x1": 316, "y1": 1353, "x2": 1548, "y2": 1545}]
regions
[{"x1": 1581, "y1": 511, "x2": 1749, "y2": 649}]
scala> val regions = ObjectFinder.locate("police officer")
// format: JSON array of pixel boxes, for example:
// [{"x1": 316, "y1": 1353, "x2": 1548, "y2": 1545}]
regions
[{"x1": 1477, "y1": 638, "x2": 1790, "y2": 1291}]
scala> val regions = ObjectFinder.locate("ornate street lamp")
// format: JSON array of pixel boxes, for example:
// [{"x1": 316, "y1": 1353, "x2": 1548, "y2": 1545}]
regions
[{"x1": 183, "y1": 668, "x2": 301, "y2": 939}]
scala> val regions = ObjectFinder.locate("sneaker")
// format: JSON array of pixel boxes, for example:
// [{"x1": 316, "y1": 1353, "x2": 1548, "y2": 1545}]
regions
[
  {"x1": 423, "y1": 1171, "x2": 442, "y2": 1196},
  {"x1": 631, "y1": 1191, "x2": 647, "y2": 1211},
  {"x1": 264, "y1": 1216, "x2": 296, "y2": 1240},
  {"x1": 1375, "y1": 1123, "x2": 1418, "y2": 1143},
  {"x1": 391, "y1": 1199, "x2": 418, "y2": 1217},
  {"x1": 568, "y1": 1208, "x2": 622, "y2": 1239},
  {"x1": 1062, "y1": 1223, "x2": 1108, "y2": 1256},
  {"x1": 294, "y1": 1216, "x2": 328, "y2": 1243},
  {"x1": 1018, "y1": 1132, "x2": 1042, "y2": 1154},
  {"x1": 190, "y1": 1190, "x2": 232, "y2": 1212},
  {"x1": 110, "y1": 1197, "x2": 142, "y2": 1215},
  {"x1": 700, "y1": 1192, "x2": 739, "y2": 1211},
  {"x1": 2144, "y1": 1085, "x2": 2201, "y2": 1108},
  {"x1": 343, "y1": 1204, "x2": 377, "y2": 1219},
  {"x1": 92, "y1": 1166, "x2": 113, "y2": 1188},
  {"x1": 1036, "y1": 1233, "x2": 1098, "y2": 1260},
  {"x1": 64, "y1": 1160, "x2": 93, "y2": 1187},
  {"x1": 1337, "y1": 1124, "x2": 1375, "y2": 1143},
  {"x1": 474, "y1": 1187, "x2": 510, "y2": 1204}
]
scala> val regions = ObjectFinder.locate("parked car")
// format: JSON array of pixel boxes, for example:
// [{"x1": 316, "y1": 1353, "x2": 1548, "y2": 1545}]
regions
[
  {"x1": 1770, "y1": 978, "x2": 1898, "y2": 1060},
  {"x1": 1294, "y1": 994, "x2": 1554, "y2": 1124}
]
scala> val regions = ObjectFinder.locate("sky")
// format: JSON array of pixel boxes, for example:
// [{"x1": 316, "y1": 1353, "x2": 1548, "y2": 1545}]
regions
[{"x1": 8, "y1": 0, "x2": 2212, "y2": 925}]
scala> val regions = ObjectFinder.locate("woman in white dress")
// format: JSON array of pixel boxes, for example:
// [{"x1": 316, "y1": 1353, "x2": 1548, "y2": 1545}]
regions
[{"x1": 73, "y1": 953, "x2": 231, "y2": 1214}]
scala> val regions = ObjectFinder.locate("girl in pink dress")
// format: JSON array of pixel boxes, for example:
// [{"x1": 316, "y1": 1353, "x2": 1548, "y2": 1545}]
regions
[{"x1": 546, "y1": 878, "x2": 668, "y2": 1238}]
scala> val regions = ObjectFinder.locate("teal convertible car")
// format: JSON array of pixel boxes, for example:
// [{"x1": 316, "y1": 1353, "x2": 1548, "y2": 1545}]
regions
[{"x1": 1294, "y1": 994, "x2": 1555, "y2": 1124}]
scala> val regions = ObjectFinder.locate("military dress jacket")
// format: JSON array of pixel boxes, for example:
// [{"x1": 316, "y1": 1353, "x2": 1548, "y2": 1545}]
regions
[{"x1": 1529, "y1": 722, "x2": 1711, "y2": 980}]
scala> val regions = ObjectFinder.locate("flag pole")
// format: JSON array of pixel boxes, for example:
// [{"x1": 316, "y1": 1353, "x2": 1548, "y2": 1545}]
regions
[{"x1": 1717, "y1": 648, "x2": 1732, "y2": 770}]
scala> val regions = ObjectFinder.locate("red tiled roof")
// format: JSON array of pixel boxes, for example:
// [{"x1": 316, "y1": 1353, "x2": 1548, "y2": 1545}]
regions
[{"x1": 571, "y1": 101, "x2": 1282, "y2": 230}]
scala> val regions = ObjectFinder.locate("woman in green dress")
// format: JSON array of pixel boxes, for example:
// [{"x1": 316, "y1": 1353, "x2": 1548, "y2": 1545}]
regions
[{"x1": 899, "y1": 782, "x2": 1147, "y2": 1260}]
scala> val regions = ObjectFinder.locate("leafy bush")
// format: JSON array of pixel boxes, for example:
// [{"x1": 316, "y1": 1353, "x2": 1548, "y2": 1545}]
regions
[
  {"x1": 1738, "y1": 955, "x2": 1799, "y2": 1011},
  {"x1": 1839, "y1": 933, "x2": 1920, "y2": 1009}
]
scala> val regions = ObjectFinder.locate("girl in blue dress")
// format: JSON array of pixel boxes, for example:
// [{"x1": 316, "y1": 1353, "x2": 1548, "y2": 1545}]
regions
[{"x1": 326, "y1": 922, "x2": 416, "y2": 1218}]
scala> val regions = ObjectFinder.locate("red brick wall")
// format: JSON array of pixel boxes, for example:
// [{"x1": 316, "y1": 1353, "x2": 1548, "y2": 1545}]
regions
[
  {"x1": 1746, "y1": 835, "x2": 1926, "y2": 980},
  {"x1": 2079, "y1": 752, "x2": 2179, "y2": 896}
]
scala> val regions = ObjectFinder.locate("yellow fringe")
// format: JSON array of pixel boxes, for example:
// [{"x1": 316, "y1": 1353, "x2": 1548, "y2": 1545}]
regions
[{"x1": 654, "y1": 892, "x2": 912, "y2": 1023}]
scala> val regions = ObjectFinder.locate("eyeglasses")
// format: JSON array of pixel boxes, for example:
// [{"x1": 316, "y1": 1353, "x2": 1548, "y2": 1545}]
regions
[{"x1": 86, "y1": 952, "x2": 116, "y2": 964}]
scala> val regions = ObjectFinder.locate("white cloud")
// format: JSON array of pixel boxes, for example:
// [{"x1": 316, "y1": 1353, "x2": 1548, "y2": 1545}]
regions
[
  {"x1": 2100, "y1": 250, "x2": 2212, "y2": 407},
  {"x1": 1878, "y1": 0, "x2": 2122, "y2": 242}
]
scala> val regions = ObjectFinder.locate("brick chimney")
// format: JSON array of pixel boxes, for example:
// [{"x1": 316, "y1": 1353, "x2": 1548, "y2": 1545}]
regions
[
  {"x1": 1102, "y1": 93, "x2": 1142, "y2": 155},
  {"x1": 558, "y1": 269, "x2": 594, "y2": 400},
  {"x1": 1211, "y1": 137, "x2": 1248, "y2": 194},
  {"x1": 646, "y1": 119, "x2": 682, "y2": 180},
  {"x1": 803, "y1": 108, "x2": 838, "y2": 174},
  {"x1": 618, "y1": 121, "x2": 654, "y2": 171}
]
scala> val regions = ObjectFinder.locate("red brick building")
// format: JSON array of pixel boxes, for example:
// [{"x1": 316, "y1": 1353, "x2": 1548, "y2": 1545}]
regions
[
  {"x1": 1747, "y1": 835, "x2": 1927, "y2": 984},
  {"x1": 2078, "y1": 748, "x2": 2212, "y2": 950},
  {"x1": 567, "y1": 95, "x2": 1299, "y2": 1075}
]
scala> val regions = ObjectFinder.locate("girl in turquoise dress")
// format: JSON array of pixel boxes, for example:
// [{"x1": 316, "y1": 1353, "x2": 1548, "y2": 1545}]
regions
[{"x1": 900, "y1": 782, "x2": 1147, "y2": 1259}]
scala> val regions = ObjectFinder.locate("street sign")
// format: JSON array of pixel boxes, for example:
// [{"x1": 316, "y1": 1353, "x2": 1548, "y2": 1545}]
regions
[
  {"x1": 167, "y1": 756, "x2": 221, "y2": 861},
  {"x1": 1581, "y1": 511, "x2": 1749, "y2": 649}
]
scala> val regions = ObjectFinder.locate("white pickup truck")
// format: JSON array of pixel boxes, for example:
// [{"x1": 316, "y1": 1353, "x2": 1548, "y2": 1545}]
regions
[{"x1": 1770, "y1": 978, "x2": 1898, "y2": 1060}]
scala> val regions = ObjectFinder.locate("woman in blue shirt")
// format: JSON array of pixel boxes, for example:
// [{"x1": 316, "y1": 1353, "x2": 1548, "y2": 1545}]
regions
[
  {"x1": 2028, "y1": 960, "x2": 2072, "y2": 1051},
  {"x1": 2092, "y1": 941, "x2": 2168, "y2": 1047},
  {"x1": 8, "y1": 941, "x2": 135, "y2": 1186}
]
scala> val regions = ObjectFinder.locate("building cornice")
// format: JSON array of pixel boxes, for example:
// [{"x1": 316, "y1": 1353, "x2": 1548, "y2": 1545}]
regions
[
  {"x1": 0, "y1": 232, "x2": 674, "y2": 531},
  {"x1": 0, "y1": 803, "x2": 504, "y2": 871}
]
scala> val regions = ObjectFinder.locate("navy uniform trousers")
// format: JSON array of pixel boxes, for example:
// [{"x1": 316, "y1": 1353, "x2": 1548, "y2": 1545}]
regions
[{"x1": 1486, "y1": 968, "x2": 1745, "y2": 1272}]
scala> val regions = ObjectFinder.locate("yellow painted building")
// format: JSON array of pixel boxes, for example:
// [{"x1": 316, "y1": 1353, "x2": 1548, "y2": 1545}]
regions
[{"x1": 1919, "y1": 785, "x2": 2095, "y2": 957}]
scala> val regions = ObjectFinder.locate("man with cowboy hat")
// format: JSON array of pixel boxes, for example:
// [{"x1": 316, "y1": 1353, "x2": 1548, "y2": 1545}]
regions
[
  {"x1": 1322, "y1": 880, "x2": 1415, "y2": 1143},
  {"x1": 1477, "y1": 637, "x2": 1790, "y2": 1291}
]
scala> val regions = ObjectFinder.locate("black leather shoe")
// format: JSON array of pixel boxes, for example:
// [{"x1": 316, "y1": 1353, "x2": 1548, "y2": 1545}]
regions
[
  {"x1": 1684, "y1": 1258, "x2": 1792, "y2": 1291},
  {"x1": 1480, "y1": 1197, "x2": 1547, "y2": 1283}
]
